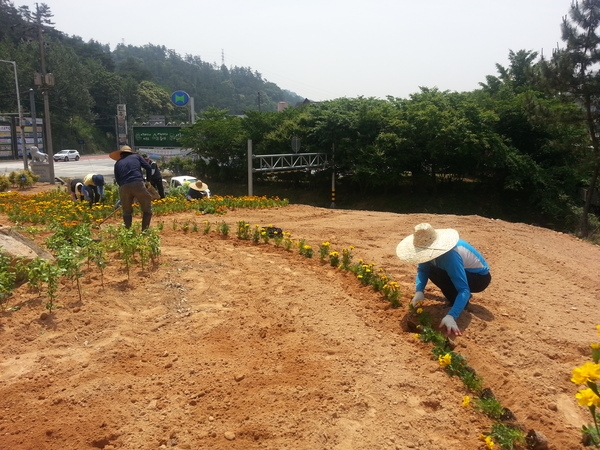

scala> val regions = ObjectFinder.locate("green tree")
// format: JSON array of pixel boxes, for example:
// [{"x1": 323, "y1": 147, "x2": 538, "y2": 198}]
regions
[
  {"x1": 136, "y1": 80, "x2": 174, "y2": 117},
  {"x1": 543, "y1": 0, "x2": 600, "y2": 237},
  {"x1": 179, "y1": 107, "x2": 245, "y2": 180}
]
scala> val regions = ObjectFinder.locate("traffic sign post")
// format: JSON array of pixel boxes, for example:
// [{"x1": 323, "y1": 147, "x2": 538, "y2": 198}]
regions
[{"x1": 171, "y1": 91, "x2": 194, "y2": 123}]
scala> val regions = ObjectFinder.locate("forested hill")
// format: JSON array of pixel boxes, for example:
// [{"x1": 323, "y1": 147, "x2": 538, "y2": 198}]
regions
[{"x1": 0, "y1": 1, "x2": 304, "y2": 150}]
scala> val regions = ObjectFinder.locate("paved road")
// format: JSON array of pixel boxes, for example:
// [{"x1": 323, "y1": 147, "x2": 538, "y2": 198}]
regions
[{"x1": 0, "y1": 155, "x2": 116, "y2": 184}]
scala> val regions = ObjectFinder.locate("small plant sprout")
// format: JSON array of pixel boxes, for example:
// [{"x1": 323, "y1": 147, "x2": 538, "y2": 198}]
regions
[
  {"x1": 489, "y1": 423, "x2": 525, "y2": 450},
  {"x1": 203, "y1": 220, "x2": 211, "y2": 234},
  {"x1": 283, "y1": 233, "x2": 293, "y2": 251},
  {"x1": 329, "y1": 251, "x2": 340, "y2": 267},
  {"x1": 302, "y1": 244, "x2": 313, "y2": 258},
  {"x1": 260, "y1": 228, "x2": 270, "y2": 244},
  {"x1": 273, "y1": 230, "x2": 283, "y2": 247},
  {"x1": 319, "y1": 242, "x2": 330, "y2": 260},
  {"x1": 341, "y1": 246, "x2": 354, "y2": 270},
  {"x1": 236, "y1": 221, "x2": 250, "y2": 239},
  {"x1": 252, "y1": 225, "x2": 261, "y2": 243},
  {"x1": 217, "y1": 221, "x2": 230, "y2": 237}
]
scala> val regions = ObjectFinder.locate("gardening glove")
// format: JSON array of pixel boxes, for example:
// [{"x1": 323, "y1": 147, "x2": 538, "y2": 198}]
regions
[
  {"x1": 439, "y1": 315, "x2": 462, "y2": 337},
  {"x1": 411, "y1": 291, "x2": 425, "y2": 308}
]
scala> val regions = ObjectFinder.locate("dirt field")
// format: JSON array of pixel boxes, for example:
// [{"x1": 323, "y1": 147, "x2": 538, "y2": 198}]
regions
[{"x1": 0, "y1": 183, "x2": 599, "y2": 449}]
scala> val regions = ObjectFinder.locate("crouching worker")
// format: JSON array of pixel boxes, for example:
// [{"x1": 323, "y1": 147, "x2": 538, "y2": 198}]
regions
[
  {"x1": 186, "y1": 180, "x2": 210, "y2": 200},
  {"x1": 83, "y1": 173, "x2": 105, "y2": 206},
  {"x1": 396, "y1": 223, "x2": 491, "y2": 337},
  {"x1": 109, "y1": 145, "x2": 153, "y2": 231},
  {"x1": 69, "y1": 178, "x2": 90, "y2": 202}
]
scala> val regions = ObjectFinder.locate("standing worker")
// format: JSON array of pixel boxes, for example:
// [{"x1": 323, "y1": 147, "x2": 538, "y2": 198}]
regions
[
  {"x1": 109, "y1": 145, "x2": 153, "y2": 231},
  {"x1": 396, "y1": 223, "x2": 491, "y2": 337},
  {"x1": 142, "y1": 154, "x2": 165, "y2": 199},
  {"x1": 83, "y1": 174, "x2": 105, "y2": 207}
]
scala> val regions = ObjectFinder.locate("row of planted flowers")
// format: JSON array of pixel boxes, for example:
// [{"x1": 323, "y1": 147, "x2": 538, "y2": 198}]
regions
[{"x1": 0, "y1": 186, "x2": 288, "y2": 225}]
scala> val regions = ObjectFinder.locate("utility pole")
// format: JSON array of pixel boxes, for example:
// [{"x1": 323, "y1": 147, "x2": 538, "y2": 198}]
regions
[
  {"x1": 0, "y1": 60, "x2": 28, "y2": 170},
  {"x1": 34, "y1": 4, "x2": 56, "y2": 184}
]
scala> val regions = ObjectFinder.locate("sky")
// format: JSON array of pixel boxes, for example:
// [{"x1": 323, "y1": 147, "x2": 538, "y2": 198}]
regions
[{"x1": 19, "y1": 0, "x2": 572, "y2": 101}]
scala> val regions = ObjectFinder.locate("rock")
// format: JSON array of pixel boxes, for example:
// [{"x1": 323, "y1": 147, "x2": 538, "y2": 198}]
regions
[
  {"x1": 224, "y1": 431, "x2": 236, "y2": 440},
  {"x1": 234, "y1": 374, "x2": 245, "y2": 382}
]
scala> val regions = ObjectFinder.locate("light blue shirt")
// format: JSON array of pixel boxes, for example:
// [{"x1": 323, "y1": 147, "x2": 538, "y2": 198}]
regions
[{"x1": 415, "y1": 239, "x2": 489, "y2": 319}]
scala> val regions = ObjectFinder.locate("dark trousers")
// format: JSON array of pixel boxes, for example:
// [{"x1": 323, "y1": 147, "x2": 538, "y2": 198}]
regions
[
  {"x1": 87, "y1": 185, "x2": 101, "y2": 206},
  {"x1": 428, "y1": 266, "x2": 491, "y2": 303},
  {"x1": 119, "y1": 180, "x2": 153, "y2": 230},
  {"x1": 150, "y1": 179, "x2": 165, "y2": 198}
]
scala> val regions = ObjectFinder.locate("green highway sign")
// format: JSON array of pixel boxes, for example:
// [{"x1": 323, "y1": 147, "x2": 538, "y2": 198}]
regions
[{"x1": 133, "y1": 126, "x2": 184, "y2": 147}]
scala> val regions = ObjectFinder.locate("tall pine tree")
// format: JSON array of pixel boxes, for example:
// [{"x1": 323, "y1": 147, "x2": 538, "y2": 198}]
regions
[{"x1": 544, "y1": 0, "x2": 600, "y2": 237}]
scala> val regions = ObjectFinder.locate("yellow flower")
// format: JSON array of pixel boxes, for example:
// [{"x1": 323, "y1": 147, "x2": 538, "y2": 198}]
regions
[
  {"x1": 591, "y1": 343, "x2": 600, "y2": 350},
  {"x1": 438, "y1": 353, "x2": 451, "y2": 367},
  {"x1": 485, "y1": 436, "x2": 495, "y2": 449},
  {"x1": 571, "y1": 361, "x2": 600, "y2": 384},
  {"x1": 575, "y1": 388, "x2": 600, "y2": 407},
  {"x1": 462, "y1": 396, "x2": 470, "y2": 407},
  {"x1": 416, "y1": 308, "x2": 423, "y2": 314},
  {"x1": 597, "y1": 324, "x2": 600, "y2": 337},
  {"x1": 413, "y1": 333, "x2": 419, "y2": 340}
]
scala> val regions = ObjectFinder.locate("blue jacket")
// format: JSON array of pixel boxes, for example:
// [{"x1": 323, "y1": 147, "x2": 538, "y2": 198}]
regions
[
  {"x1": 416, "y1": 239, "x2": 489, "y2": 319},
  {"x1": 114, "y1": 153, "x2": 152, "y2": 186}
]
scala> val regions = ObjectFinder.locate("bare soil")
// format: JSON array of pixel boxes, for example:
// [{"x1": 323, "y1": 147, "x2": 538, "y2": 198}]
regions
[{"x1": 0, "y1": 183, "x2": 599, "y2": 450}]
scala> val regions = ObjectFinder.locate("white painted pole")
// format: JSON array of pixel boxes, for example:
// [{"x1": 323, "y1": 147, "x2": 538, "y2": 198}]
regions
[{"x1": 247, "y1": 139, "x2": 253, "y2": 196}]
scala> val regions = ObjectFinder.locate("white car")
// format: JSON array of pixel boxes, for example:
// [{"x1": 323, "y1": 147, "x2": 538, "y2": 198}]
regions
[
  {"x1": 54, "y1": 149, "x2": 80, "y2": 162},
  {"x1": 169, "y1": 176, "x2": 197, "y2": 188}
]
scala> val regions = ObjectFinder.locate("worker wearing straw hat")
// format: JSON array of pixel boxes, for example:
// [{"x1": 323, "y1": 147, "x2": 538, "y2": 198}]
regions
[
  {"x1": 396, "y1": 223, "x2": 491, "y2": 336},
  {"x1": 186, "y1": 180, "x2": 211, "y2": 200},
  {"x1": 109, "y1": 145, "x2": 153, "y2": 231}
]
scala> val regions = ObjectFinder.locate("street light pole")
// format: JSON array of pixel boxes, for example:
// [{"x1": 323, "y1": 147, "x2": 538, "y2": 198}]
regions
[{"x1": 0, "y1": 59, "x2": 28, "y2": 170}]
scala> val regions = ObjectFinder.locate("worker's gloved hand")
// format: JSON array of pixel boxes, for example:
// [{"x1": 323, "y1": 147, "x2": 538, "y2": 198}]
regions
[
  {"x1": 411, "y1": 291, "x2": 425, "y2": 308},
  {"x1": 439, "y1": 315, "x2": 462, "y2": 336}
]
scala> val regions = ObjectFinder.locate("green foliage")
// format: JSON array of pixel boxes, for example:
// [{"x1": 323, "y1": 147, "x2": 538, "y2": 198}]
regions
[
  {"x1": 7, "y1": 171, "x2": 38, "y2": 188},
  {"x1": 217, "y1": 221, "x2": 230, "y2": 236},
  {"x1": 489, "y1": 423, "x2": 525, "y2": 450},
  {"x1": 474, "y1": 396, "x2": 505, "y2": 420},
  {"x1": 0, "y1": 253, "x2": 16, "y2": 310},
  {"x1": 179, "y1": 107, "x2": 246, "y2": 181},
  {"x1": 0, "y1": 175, "x2": 10, "y2": 192}
]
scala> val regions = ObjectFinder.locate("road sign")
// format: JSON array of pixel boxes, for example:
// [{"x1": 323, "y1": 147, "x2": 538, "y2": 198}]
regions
[
  {"x1": 291, "y1": 136, "x2": 301, "y2": 153},
  {"x1": 171, "y1": 91, "x2": 190, "y2": 107}
]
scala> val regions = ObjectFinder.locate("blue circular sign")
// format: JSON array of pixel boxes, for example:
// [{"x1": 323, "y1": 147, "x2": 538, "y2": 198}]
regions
[{"x1": 171, "y1": 90, "x2": 190, "y2": 107}]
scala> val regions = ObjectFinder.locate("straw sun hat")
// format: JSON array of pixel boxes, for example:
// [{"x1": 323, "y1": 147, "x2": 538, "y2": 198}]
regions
[
  {"x1": 396, "y1": 223, "x2": 459, "y2": 264},
  {"x1": 109, "y1": 145, "x2": 134, "y2": 161},
  {"x1": 189, "y1": 180, "x2": 209, "y2": 191}
]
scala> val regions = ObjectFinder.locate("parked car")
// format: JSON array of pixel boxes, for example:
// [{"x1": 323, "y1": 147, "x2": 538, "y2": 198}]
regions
[
  {"x1": 169, "y1": 176, "x2": 197, "y2": 188},
  {"x1": 54, "y1": 149, "x2": 80, "y2": 162}
]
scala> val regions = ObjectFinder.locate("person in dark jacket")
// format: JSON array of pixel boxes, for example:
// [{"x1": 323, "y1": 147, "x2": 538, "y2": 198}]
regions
[
  {"x1": 186, "y1": 180, "x2": 210, "y2": 200},
  {"x1": 142, "y1": 154, "x2": 165, "y2": 199},
  {"x1": 109, "y1": 146, "x2": 153, "y2": 230}
]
